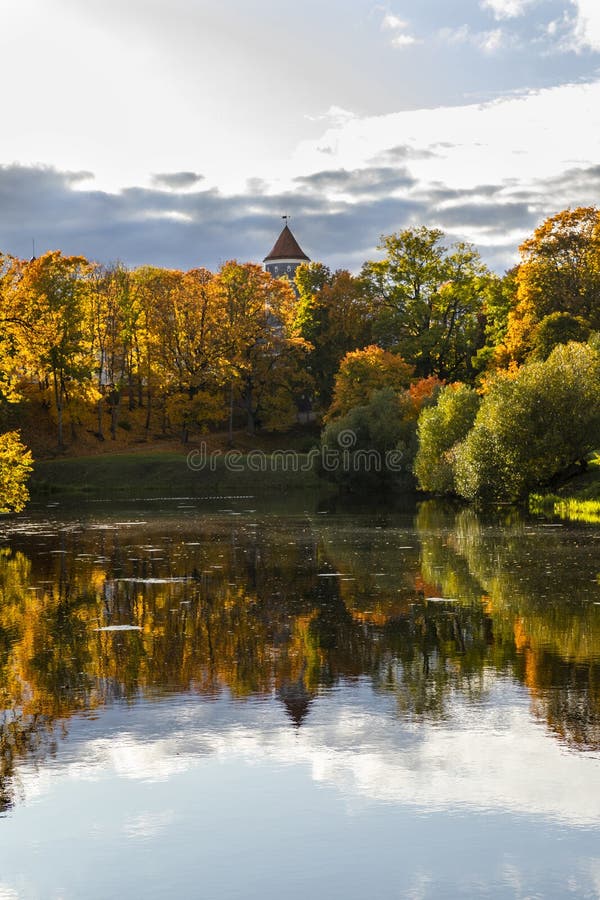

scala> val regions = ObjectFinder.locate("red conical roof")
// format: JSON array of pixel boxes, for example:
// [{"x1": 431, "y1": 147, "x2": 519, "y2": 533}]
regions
[{"x1": 264, "y1": 224, "x2": 310, "y2": 262}]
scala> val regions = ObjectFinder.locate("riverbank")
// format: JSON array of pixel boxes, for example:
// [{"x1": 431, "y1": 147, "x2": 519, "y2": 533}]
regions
[
  {"x1": 28, "y1": 447, "x2": 600, "y2": 518},
  {"x1": 30, "y1": 450, "x2": 325, "y2": 501},
  {"x1": 529, "y1": 456, "x2": 600, "y2": 524}
]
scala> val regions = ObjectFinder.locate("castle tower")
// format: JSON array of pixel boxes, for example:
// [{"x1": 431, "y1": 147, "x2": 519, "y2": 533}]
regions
[{"x1": 263, "y1": 220, "x2": 310, "y2": 282}]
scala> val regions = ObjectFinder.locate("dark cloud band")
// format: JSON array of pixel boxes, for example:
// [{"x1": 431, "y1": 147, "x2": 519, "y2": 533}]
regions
[{"x1": 1, "y1": 162, "x2": 599, "y2": 274}]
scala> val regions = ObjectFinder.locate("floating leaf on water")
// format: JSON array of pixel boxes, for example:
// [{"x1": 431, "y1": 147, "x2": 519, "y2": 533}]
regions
[
  {"x1": 113, "y1": 577, "x2": 189, "y2": 584},
  {"x1": 426, "y1": 597, "x2": 459, "y2": 603},
  {"x1": 94, "y1": 625, "x2": 142, "y2": 632}
]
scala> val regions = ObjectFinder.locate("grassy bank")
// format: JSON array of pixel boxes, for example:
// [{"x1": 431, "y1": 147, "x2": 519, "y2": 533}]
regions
[
  {"x1": 529, "y1": 456, "x2": 600, "y2": 524},
  {"x1": 30, "y1": 450, "x2": 324, "y2": 502}
]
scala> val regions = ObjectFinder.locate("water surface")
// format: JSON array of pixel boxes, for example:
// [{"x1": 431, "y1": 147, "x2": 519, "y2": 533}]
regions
[{"x1": 1, "y1": 497, "x2": 599, "y2": 898}]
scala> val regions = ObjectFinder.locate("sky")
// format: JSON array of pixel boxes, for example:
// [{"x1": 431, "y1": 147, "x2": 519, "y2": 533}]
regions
[{"x1": 1, "y1": 0, "x2": 599, "y2": 272}]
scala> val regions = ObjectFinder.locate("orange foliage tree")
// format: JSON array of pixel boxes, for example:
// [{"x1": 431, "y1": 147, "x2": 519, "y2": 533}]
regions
[{"x1": 326, "y1": 345, "x2": 414, "y2": 420}]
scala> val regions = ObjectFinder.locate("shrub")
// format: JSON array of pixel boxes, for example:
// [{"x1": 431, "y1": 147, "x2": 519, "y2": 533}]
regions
[
  {"x1": 320, "y1": 388, "x2": 416, "y2": 490},
  {"x1": 453, "y1": 342, "x2": 600, "y2": 502},
  {"x1": 414, "y1": 384, "x2": 480, "y2": 494}
]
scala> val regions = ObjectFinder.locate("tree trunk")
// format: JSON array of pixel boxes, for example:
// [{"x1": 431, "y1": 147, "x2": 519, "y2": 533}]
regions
[
  {"x1": 228, "y1": 382, "x2": 234, "y2": 446},
  {"x1": 110, "y1": 390, "x2": 121, "y2": 440},
  {"x1": 245, "y1": 381, "x2": 255, "y2": 435},
  {"x1": 145, "y1": 392, "x2": 152, "y2": 437},
  {"x1": 97, "y1": 396, "x2": 105, "y2": 441},
  {"x1": 53, "y1": 370, "x2": 64, "y2": 451}
]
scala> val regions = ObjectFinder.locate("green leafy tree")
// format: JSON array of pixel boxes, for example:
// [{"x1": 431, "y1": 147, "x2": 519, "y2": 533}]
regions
[
  {"x1": 414, "y1": 384, "x2": 480, "y2": 494},
  {"x1": 453, "y1": 342, "x2": 600, "y2": 502},
  {"x1": 321, "y1": 387, "x2": 416, "y2": 490},
  {"x1": 530, "y1": 311, "x2": 590, "y2": 360},
  {"x1": 472, "y1": 268, "x2": 517, "y2": 373},
  {"x1": 361, "y1": 227, "x2": 489, "y2": 380}
]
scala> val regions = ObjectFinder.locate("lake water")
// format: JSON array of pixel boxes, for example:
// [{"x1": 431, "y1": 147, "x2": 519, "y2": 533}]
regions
[{"x1": 0, "y1": 495, "x2": 599, "y2": 899}]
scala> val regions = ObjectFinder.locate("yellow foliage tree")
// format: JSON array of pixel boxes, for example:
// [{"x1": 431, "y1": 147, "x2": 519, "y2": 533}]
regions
[
  {"x1": 0, "y1": 432, "x2": 32, "y2": 513},
  {"x1": 504, "y1": 207, "x2": 600, "y2": 363},
  {"x1": 327, "y1": 345, "x2": 414, "y2": 420},
  {"x1": 10, "y1": 252, "x2": 97, "y2": 450},
  {"x1": 215, "y1": 261, "x2": 311, "y2": 434}
]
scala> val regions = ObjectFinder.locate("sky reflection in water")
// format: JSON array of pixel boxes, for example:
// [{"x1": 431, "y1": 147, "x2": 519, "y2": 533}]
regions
[{"x1": 0, "y1": 499, "x2": 599, "y2": 899}]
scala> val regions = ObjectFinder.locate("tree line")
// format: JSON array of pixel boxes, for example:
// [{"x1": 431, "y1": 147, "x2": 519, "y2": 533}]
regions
[
  {"x1": 1, "y1": 205, "x2": 600, "y2": 509},
  {"x1": 319, "y1": 207, "x2": 600, "y2": 501}
]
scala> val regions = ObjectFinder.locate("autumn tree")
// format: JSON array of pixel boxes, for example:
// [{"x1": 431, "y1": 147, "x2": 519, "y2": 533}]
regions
[
  {"x1": 152, "y1": 268, "x2": 228, "y2": 442},
  {"x1": 361, "y1": 228, "x2": 489, "y2": 380},
  {"x1": 215, "y1": 261, "x2": 310, "y2": 434},
  {"x1": 89, "y1": 262, "x2": 139, "y2": 440},
  {"x1": 11, "y1": 252, "x2": 95, "y2": 450},
  {"x1": 295, "y1": 263, "x2": 372, "y2": 407},
  {"x1": 326, "y1": 345, "x2": 414, "y2": 420},
  {"x1": 0, "y1": 254, "x2": 31, "y2": 409},
  {"x1": 129, "y1": 266, "x2": 182, "y2": 436},
  {"x1": 0, "y1": 256, "x2": 34, "y2": 510},
  {"x1": 503, "y1": 207, "x2": 600, "y2": 362},
  {"x1": 0, "y1": 432, "x2": 33, "y2": 513}
]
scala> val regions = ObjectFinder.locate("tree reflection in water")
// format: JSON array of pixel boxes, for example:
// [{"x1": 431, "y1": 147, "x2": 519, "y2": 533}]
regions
[{"x1": 0, "y1": 502, "x2": 599, "y2": 811}]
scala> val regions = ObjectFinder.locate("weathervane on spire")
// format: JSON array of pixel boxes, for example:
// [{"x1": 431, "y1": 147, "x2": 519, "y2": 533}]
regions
[{"x1": 281, "y1": 214, "x2": 290, "y2": 225}]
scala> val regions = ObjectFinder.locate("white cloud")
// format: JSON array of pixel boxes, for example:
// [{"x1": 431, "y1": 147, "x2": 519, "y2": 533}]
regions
[
  {"x1": 381, "y1": 10, "x2": 419, "y2": 48},
  {"x1": 477, "y1": 28, "x2": 505, "y2": 51},
  {"x1": 382, "y1": 12, "x2": 407, "y2": 30},
  {"x1": 440, "y1": 24, "x2": 470, "y2": 43},
  {"x1": 306, "y1": 105, "x2": 357, "y2": 126},
  {"x1": 481, "y1": 0, "x2": 533, "y2": 19},
  {"x1": 391, "y1": 33, "x2": 418, "y2": 47},
  {"x1": 287, "y1": 77, "x2": 600, "y2": 258},
  {"x1": 572, "y1": 0, "x2": 600, "y2": 50},
  {"x1": 439, "y1": 24, "x2": 506, "y2": 53},
  {"x1": 292, "y1": 78, "x2": 600, "y2": 188}
]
